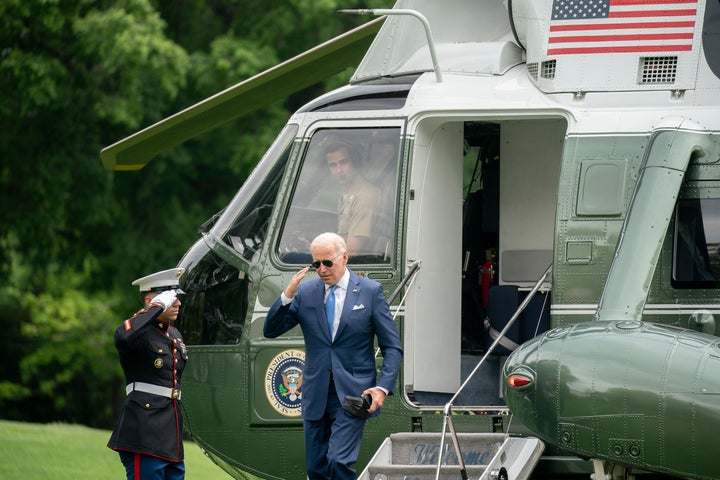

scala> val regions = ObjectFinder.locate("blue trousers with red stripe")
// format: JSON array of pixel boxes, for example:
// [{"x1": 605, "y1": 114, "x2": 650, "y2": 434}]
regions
[{"x1": 119, "y1": 452, "x2": 185, "y2": 480}]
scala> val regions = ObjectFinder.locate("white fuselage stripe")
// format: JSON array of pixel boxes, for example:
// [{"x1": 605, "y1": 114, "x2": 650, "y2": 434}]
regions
[{"x1": 552, "y1": 304, "x2": 720, "y2": 315}]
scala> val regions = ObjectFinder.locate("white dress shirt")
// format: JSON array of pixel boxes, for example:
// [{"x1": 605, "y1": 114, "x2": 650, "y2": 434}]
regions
[{"x1": 325, "y1": 270, "x2": 349, "y2": 340}]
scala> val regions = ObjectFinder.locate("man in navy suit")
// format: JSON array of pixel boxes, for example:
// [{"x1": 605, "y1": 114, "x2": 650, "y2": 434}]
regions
[{"x1": 264, "y1": 232, "x2": 402, "y2": 480}]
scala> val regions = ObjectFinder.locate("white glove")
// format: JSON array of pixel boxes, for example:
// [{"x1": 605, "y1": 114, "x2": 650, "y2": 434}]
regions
[{"x1": 151, "y1": 290, "x2": 177, "y2": 311}]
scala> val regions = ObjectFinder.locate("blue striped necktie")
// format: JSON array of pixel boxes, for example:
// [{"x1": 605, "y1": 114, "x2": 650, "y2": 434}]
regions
[{"x1": 326, "y1": 285, "x2": 337, "y2": 337}]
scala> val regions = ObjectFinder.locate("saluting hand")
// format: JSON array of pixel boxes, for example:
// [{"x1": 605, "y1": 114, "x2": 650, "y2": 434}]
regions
[
  {"x1": 284, "y1": 266, "x2": 310, "y2": 299},
  {"x1": 151, "y1": 290, "x2": 178, "y2": 311}
]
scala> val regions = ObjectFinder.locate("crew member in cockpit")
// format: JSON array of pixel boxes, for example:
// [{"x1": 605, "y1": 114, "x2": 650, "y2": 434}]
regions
[{"x1": 325, "y1": 141, "x2": 381, "y2": 259}]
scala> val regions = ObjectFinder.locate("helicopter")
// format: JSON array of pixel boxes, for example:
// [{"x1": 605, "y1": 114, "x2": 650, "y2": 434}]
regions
[{"x1": 101, "y1": 0, "x2": 720, "y2": 479}]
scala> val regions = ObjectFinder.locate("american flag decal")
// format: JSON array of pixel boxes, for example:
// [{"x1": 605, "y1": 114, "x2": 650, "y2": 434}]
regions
[{"x1": 548, "y1": 0, "x2": 698, "y2": 55}]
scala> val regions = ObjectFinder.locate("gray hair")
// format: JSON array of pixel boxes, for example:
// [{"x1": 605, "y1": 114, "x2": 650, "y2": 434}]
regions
[{"x1": 311, "y1": 232, "x2": 347, "y2": 256}]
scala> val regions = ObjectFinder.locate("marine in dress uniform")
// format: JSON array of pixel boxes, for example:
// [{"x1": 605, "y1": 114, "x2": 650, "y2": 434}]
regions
[{"x1": 108, "y1": 268, "x2": 188, "y2": 480}]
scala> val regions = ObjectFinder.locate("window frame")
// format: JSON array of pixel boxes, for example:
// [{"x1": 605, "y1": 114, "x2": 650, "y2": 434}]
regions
[{"x1": 273, "y1": 119, "x2": 407, "y2": 269}]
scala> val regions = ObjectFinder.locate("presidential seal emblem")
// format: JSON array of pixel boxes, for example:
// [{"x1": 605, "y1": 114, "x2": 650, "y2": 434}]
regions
[{"x1": 265, "y1": 349, "x2": 305, "y2": 417}]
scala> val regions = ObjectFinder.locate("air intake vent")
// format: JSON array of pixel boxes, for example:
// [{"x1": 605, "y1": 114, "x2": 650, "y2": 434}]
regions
[
  {"x1": 527, "y1": 62, "x2": 538, "y2": 80},
  {"x1": 541, "y1": 60, "x2": 556, "y2": 79},
  {"x1": 639, "y1": 56, "x2": 678, "y2": 84}
]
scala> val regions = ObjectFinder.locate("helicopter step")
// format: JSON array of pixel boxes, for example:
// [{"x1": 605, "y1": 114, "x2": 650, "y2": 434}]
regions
[{"x1": 358, "y1": 432, "x2": 544, "y2": 480}]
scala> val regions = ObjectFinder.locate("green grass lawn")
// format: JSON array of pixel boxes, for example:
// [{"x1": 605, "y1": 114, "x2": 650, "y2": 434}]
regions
[{"x1": 0, "y1": 419, "x2": 232, "y2": 479}]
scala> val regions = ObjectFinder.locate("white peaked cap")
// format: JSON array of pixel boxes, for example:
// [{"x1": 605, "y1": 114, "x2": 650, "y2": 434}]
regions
[{"x1": 132, "y1": 267, "x2": 186, "y2": 293}]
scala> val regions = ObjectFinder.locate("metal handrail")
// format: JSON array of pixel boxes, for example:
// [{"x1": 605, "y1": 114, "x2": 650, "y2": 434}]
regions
[
  {"x1": 376, "y1": 261, "x2": 422, "y2": 359},
  {"x1": 387, "y1": 260, "x2": 422, "y2": 307},
  {"x1": 435, "y1": 264, "x2": 553, "y2": 480},
  {"x1": 338, "y1": 8, "x2": 443, "y2": 82}
]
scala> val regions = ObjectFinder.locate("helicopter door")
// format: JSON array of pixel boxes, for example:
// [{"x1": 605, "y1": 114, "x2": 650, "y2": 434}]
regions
[{"x1": 405, "y1": 121, "x2": 464, "y2": 394}]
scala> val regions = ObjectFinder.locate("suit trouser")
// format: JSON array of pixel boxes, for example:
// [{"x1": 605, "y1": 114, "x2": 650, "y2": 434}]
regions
[{"x1": 304, "y1": 382, "x2": 366, "y2": 480}]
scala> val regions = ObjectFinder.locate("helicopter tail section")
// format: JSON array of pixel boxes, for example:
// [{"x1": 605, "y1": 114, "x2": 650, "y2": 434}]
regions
[{"x1": 512, "y1": 0, "x2": 707, "y2": 95}]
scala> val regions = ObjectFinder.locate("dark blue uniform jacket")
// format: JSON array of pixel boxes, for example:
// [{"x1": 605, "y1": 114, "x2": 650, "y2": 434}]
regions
[{"x1": 107, "y1": 305, "x2": 188, "y2": 461}]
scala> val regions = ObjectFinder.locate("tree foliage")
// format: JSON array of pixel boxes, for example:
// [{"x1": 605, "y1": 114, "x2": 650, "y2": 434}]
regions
[
  {"x1": 0, "y1": 0, "x2": 391, "y2": 428},
  {"x1": 0, "y1": 0, "x2": 192, "y2": 427}
]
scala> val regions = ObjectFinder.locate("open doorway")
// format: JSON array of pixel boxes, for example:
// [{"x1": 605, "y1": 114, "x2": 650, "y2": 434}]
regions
[{"x1": 405, "y1": 118, "x2": 565, "y2": 409}]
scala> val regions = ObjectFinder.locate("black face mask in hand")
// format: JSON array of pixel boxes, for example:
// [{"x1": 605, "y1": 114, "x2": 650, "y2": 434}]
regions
[{"x1": 342, "y1": 394, "x2": 372, "y2": 419}]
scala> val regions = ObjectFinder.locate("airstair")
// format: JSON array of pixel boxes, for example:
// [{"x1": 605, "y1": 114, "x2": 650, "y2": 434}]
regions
[
  {"x1": 359, "y1": 266, "x2": 552, "y2": 480},
  {"x1": 358, "y1": 432, "x2": 544, "y2": 480}
]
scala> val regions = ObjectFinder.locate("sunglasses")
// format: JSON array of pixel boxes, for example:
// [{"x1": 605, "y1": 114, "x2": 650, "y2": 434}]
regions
[{"x1": 311, "y1": 253, "x2": 343, "y2": 269}]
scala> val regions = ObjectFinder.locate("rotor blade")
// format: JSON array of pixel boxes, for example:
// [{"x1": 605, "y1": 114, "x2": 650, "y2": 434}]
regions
[{"x1": 101, "y1": 17, "x2": 385, "y2": 171}]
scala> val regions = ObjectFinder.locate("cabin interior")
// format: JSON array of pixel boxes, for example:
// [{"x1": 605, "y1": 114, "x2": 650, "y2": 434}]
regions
[{"x1": 404, "y1": 117, "x2": 566, "y2": 409}]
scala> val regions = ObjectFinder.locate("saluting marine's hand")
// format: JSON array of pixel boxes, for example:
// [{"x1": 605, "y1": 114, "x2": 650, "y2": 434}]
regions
[
  {"x1": 151, "y1": 290, "x2": 178, "y2": 311},
  {"x1": 284, "y1": 266, "x2": 310, "y2": 299}
]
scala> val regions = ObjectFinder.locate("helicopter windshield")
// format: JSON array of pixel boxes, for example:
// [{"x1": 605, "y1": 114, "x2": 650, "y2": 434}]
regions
[
  {"x1": 277, "y1": 126, "x2": 401, "y2": 264},
  {"x1": 211, "y1": 124, "x2": 298, "y2": 263}
]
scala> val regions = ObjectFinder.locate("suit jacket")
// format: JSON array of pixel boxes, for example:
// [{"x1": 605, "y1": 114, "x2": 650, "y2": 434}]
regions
[
  {"x1": 264, "y1": 269, "x2": 403, "y2": 421},
  {"x1": 108, "y1": 305, "x2": 188, "y2": 461}
]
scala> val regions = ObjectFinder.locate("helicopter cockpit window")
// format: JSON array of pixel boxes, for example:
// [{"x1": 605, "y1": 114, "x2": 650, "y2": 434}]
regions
[
  {"x1": 211, "y1": 124, "x2": 298, "y2": 263},
  {"x1": 277, "y1": 127, "x2": 401, "y2": 265},
  {"x1": 672, "y1": 198, "x2": 720, "y2": 288}
]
